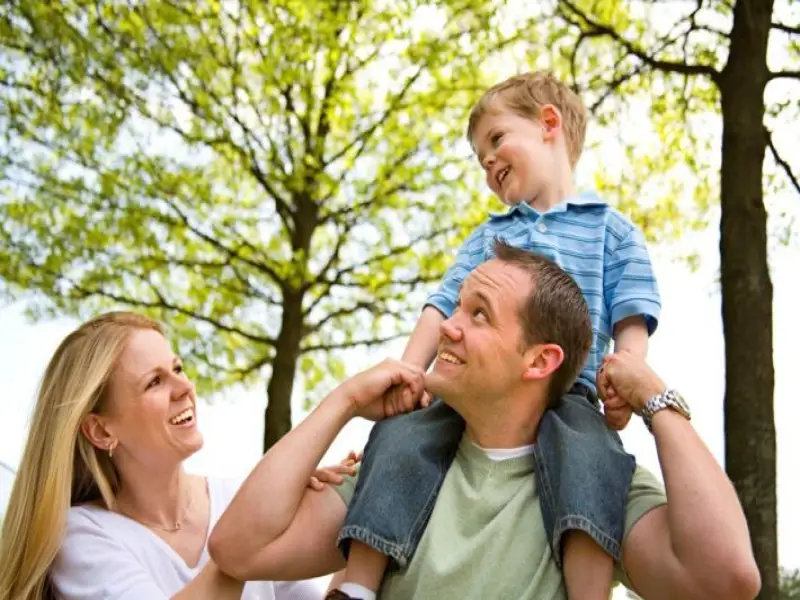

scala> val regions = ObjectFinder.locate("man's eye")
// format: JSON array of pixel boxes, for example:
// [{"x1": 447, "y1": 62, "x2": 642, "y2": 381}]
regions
[
  {"x1": 174, "y1": 364, "x2": 183, "y2": 374},
  {"x1": 474, "y1": 308, "x2": 488, "y2": 320}
]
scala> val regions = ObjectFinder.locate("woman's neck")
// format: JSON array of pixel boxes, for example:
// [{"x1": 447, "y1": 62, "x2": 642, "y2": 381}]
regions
[{"x1": 114, "y1": 462, "x2": 193, "y2": 526}]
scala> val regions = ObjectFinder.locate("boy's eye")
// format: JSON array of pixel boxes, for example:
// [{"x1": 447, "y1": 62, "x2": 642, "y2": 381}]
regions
[{"x1": 491, "y1": 132, "x2": 503, "y2": 145}]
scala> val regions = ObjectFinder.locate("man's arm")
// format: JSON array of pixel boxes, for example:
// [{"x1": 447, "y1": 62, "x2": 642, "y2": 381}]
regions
[
  {"x1": 208, "y1": 360, "x2": 425, "y2": 581},
  {"x1": 600, "y1": 354, "x2": 760, "y2": 600}
]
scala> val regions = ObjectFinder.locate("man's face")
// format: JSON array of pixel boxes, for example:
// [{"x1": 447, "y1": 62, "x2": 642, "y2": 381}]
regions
[
  {"x1": 471, "y1": 100, "x2": 555, "y2": 206},
  {"x1": 427, "y1": 259, "x2": 533, "y2": 407}
]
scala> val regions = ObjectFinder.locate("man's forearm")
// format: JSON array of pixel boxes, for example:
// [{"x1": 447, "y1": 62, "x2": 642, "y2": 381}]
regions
[
  {"x1": 210, "y1": 387, "x2": 353, "y2": 568},
  {"x1": 651, "y1": 409, "x2": 758, "y2": 596},
  {"x1": 402, "y1": 306, "x2": 446, "y2": 368}
]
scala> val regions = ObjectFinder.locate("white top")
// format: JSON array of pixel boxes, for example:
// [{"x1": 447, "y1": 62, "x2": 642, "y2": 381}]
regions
[{"x1": 51, "y1": 477, "x2": 320, "y2": 600}]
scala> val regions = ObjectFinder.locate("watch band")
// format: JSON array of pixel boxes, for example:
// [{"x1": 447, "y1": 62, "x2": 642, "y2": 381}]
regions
[{"x1": 641, "y1": 388, "x2": 691, "y2": 432}]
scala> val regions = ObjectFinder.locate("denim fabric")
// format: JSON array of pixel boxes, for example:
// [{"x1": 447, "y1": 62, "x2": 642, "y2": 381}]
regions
[
  {"x1": 338, "y1": 400, "x2": 464, "y2": 567},
  {"x1": 338, "y1": 387, "x2": 634, "y2": 569},
  {"x1": 534, "y1": 388, "x2": 635, "y2": 565}
]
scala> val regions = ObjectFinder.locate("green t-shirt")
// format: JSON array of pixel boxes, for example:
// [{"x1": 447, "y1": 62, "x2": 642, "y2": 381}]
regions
[{"x1": 334, "y1": 435, "x2": 666, "y2": 600}]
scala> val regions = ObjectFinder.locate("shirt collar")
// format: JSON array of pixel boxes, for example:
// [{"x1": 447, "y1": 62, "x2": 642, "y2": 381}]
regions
[{"x1": 488, "y1": 191, "x2": 606, "y2": 220}]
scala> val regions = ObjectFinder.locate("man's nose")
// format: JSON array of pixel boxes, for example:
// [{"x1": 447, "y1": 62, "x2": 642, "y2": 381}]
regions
[{"x1": 440, "y1": 316, "x2": 462, "y2": 341}]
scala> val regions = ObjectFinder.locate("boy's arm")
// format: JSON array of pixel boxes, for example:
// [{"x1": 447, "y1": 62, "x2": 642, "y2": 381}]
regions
[
  {"x1": 603, "y1": 222, "x2": 660, "y2": 428},
  {"x1": 614, "y1": 315, "x2": 649, "y2": 358},
  {"x1": 401, "y1": 225, "x2": 487, "y2": 370},
  {"x1": 402, "y1": 306, "x2": 446, "y2": 369}
]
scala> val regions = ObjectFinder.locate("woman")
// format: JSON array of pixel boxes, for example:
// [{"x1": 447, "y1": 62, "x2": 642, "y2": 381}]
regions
[{"x1": 0, "y1": 312, "x2": 339, "y2": 599}]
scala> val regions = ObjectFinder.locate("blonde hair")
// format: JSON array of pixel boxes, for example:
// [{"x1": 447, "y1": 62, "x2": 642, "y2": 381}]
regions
[
  {"x1": 467, "y1": 71, "x2": 588, "y2": 168},
  {"x1": 0, "y1": 312, "x2": 163, "y2": 600}
]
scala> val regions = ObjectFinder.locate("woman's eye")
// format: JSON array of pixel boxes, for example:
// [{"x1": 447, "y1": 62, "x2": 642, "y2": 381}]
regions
[{"x1": 146, "y1": 376, "x2": 161, "y2": 390}]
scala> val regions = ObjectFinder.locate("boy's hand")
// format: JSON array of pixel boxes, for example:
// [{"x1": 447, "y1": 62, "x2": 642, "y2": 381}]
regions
[
  {"x1": 308, "y1": 450, "x2": 361, "y2": 491},
  {"x1": 385, "y1": 384, "x2": 432, "y2": 414},
  {"x1": 597, "y1": 362, "x2": 633, "y2": 430}
]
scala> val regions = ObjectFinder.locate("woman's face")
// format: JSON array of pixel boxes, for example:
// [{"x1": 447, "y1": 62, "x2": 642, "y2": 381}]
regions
[{"x1": 101, "y1": 329, "x2": 203, "y2": 469}]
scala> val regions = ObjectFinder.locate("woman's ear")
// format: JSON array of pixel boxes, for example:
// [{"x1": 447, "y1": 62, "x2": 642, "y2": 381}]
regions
[
  {"x1": 80, "y1": 414, "x2": 115, "y2": 452},
  {"x1": 521, "y1": 343, "x2": 565, "y2": 382}
]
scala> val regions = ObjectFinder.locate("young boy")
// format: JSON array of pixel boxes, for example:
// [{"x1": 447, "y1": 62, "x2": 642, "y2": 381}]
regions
[{"x1": 329, "y1": 71, "x2": 660, "y2": 599}]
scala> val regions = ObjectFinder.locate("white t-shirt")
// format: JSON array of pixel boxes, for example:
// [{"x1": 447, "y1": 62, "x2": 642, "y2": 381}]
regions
[{"x1": 50, "y1": 477, "x2": 320, "y2": 600}]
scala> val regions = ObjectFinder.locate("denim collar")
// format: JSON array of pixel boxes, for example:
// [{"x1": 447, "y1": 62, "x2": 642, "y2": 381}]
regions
[{"x1": 488, "y1": 191, "x2": 606, "y2": 220}]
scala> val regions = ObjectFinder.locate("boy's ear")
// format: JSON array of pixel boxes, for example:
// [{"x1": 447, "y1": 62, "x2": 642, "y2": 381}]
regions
[{"x1": 539, "y1": 104, "x2": 562, "y2": 139}]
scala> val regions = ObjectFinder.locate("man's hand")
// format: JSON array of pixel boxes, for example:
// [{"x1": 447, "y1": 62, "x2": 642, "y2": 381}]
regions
[
  {"x1": 337, "y1": 358, "x2": 426, "y2": 421},
  {"x1": 597, "y1": 351, "x2": 666, "y2": 415}
]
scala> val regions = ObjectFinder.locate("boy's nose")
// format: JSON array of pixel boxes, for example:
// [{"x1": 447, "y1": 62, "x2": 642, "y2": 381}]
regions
[{"x1": 482, "y1": 154, "x2": 496, "y2": 170}]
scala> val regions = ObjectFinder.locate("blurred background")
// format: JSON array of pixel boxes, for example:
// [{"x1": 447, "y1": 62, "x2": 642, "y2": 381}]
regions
[{"x1": 0, "y1": 0, "x2": 798, "y2": 598}]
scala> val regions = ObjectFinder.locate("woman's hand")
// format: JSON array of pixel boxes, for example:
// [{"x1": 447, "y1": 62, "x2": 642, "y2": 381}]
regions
[{"x1": 308, "y1": 450, "x2": 361, "y2": 491}]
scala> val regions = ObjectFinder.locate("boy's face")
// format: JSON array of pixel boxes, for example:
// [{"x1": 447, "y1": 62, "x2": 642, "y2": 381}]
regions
[{"x1": 471, "y1": 101, "x2": 557, "y2": 206}]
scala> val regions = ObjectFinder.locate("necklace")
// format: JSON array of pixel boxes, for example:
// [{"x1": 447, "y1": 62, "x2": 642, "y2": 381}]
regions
[{"x1": 116, "y1": 486, "x2": 195, "y2": 533}]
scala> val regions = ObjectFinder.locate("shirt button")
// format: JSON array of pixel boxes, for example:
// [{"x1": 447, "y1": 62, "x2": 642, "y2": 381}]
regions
[{"x1": 536, "y1": 222, "x2": 547, "y2": 233}]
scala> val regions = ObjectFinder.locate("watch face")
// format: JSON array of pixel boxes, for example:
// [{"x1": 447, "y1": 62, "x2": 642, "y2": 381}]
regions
[{"x1": 669, "y1": 390, "x2": 691, "y2": 418}]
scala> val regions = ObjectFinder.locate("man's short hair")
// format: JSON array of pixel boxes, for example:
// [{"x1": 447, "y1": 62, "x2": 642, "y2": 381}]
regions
[
  {"x1": 467, "y1": 71, "x2": 588, "y2": 169},
  {"x1": 492, "y1": 240, "x2": 593, "y2": 403}
]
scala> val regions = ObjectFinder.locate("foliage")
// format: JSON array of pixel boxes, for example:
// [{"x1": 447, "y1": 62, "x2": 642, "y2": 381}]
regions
[{"x1": 0, "y1": 0, "x2": 522, "y2": 444}]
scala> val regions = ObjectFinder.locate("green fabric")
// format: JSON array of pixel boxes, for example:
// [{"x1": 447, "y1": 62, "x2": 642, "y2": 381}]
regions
[{"x1": 333, "y1": 435, "x2": 666, "y2": 600}]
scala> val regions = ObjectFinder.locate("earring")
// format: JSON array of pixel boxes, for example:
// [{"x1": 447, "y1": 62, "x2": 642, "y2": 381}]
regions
[{"x1": 108, "y1": 441, "x2": 117, "y2": 459}]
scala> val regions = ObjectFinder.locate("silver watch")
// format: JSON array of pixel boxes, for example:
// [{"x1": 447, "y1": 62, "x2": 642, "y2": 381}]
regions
[{"x1": 640, "y1": 389, "x2": 691, "y2": 432}]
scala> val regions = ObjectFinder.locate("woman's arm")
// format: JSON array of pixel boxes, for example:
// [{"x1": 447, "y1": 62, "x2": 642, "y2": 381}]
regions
[{"x1": 209, "y1": 359, "x2": 425, "y2": 581}]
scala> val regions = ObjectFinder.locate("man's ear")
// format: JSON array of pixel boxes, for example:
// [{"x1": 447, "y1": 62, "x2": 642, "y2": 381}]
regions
[
  {"x1": 521, "y1": 343, "x2": 564, "y2": 382},
  {"x1": 80, "y1": 413, "x2": 116, "y2": 452},
  {"x1": 539, "y1": 104, "x2": 562, "y2": 141}
]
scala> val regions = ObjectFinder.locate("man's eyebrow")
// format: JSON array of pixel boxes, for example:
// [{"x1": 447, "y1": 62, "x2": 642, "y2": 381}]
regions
[{"x1": 474, "y1": 289, "x2": 496, "y2": 314}]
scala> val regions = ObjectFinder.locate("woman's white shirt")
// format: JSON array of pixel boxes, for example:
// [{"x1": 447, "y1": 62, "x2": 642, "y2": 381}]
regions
[{"x1": 50, "y1": 477, "x2": 320, "y2": 599}]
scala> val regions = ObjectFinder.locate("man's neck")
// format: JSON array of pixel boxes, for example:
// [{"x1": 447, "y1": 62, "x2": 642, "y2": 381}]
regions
[{"x1": 461, "y1": 390, "x2": 547, "y2": 449}]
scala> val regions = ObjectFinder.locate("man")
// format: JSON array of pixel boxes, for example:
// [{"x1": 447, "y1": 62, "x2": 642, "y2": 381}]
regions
[{"x1": 209, "y1": 242, "x2": 760, "y2": 600}]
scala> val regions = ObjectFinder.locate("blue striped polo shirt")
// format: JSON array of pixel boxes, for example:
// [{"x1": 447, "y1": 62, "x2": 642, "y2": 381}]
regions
[{"x1": 426, "y1": 192, "x2": 661, "y2": 391}]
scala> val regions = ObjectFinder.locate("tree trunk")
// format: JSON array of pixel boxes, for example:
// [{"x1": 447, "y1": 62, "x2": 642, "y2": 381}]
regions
[
  {"x1": 719, "y1": 0, "x2": 777, "y2": 597},
  {"x1": 264, "y1": 289, "x2": 305, "y2": 451}
]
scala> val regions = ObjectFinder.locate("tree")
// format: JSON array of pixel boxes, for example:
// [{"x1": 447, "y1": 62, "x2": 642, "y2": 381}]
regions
[
  {"x1": 0, "y1": 0, "x2": 519, "y2": 449},
  {"x1": 544, "y1": 0, "x2": 799, "y2": 596}
]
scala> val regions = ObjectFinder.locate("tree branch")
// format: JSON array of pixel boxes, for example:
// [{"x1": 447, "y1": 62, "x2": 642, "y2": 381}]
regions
[
  {"x1": 766, "y1": 129, "x2": 800, "y2": 196},
  {"x1": 772, "y1": 21, "x2": 800, "y2": 35},
  {"x1": 300, "y1": 332, "x2": 408, "y2": 354},
  {"x1": 558, "y1": 0, "x2": 720, "y2": 81},
  {"x1": 767, "y1": 70, "x2": 800, "y2": 82}
]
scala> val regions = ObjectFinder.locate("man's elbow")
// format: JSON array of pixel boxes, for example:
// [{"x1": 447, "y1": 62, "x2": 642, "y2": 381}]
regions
[{"x1": 701, "y1": 557, "x2": 761, "y2": 600}]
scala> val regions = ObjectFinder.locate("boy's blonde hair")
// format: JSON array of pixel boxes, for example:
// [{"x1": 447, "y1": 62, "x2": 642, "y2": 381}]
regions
[{"x1": 467, "y1": 71, "x2": 588, "y2": 168}]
